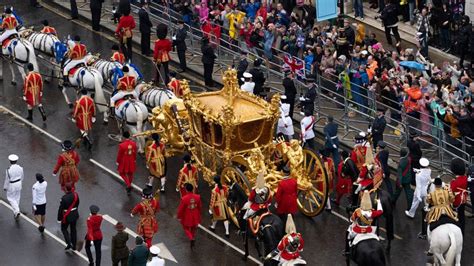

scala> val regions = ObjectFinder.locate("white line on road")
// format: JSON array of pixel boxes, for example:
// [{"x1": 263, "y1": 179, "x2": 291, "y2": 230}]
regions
[
  {"x1": 0, "y1": 200, "x2": 89, "y2": 261},
  {"x1": 102, "y1": 214, "x2": 178, "y2": 263},
  {"x1": 89, "y1": 159, "x2": 142, "y2": 192}
]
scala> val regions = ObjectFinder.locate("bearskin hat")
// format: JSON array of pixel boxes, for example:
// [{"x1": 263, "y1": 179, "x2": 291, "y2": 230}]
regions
[
  {"x1": 156, "y1": 23, "x2": 168, "y2": 40},
  {"x1": 450, "y1": 158, "x2": 466, "y2": 176}
]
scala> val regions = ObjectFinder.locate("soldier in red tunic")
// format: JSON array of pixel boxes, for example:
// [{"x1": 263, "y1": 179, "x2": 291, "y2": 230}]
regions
[
  {"x1": 209, "y1": 175, "x2": 231, "y2": 238},
  {"x1": 177, "y1": 183, "x2": 202, "y2": 249},
  {"x1": 145, "y1": 133, "x2": 166, "y2": 192},
  {"x1": 23, "y1": 63, "x2": 46, "y2": 121},
  {"x1": 450, "y1": 158, "x2": 468, "y2": 234},
  {"x1": 116, "y1": 131, "x2": 137, "y2": 195},
  {"x1": 115, "y1": 10, "x2": 136, "y2": 61},
  {"x1": 40, "y1": 20, "x2": 57, "y2": 35},
  {"x1": 275, "y1": 166, "x2": 297, "y2": 222},
  {"x1": 176, "y1": 154, "x2": 199, "y2": 197},
  {"x1": 266, "y1": 214, "x2": 305, "y2": 265},
  {"x1": 53, "y1": 140, "x2": 80, "y2": 192},
  {"x1": 84, "y1": 205, "x2": 103, "y2": 266},
  {"x1": 350, "y1": 132, "x2": 369, "y2": 171},
  {"x1": 320, "y1": 148, "x2": 336, "y2": 211},
  {"x1": 131, "y1": 187, "x2": 160, "y2": 248},
  {"x1": 63, "y1": 35, "x2": 88, "y2": 78},
  {"x1": 243, "y1": 171, "x2": 273, "y2": 219},
  {"x1": 110, "y1": 44, "x2": 125, "y2": 65},
  {"x1": 72, "y1": 89, "x2": 96, "y2": 149},
  {"x1": 0, "y1": 8, "x2": 18, "y2": 44},
  {"x1": 110, "y1": 66, "x2": 138, "y2": 117},
  {"x1": 167, "y1": 72, "x2": 183, "y2": 97},
  {"x1": 153, "y1": 24, "x2": 172, "y2": 85}
]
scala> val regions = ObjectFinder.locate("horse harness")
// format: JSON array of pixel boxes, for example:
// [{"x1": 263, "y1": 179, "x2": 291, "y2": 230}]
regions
[{"x1": 248, "y1": 211, "x2": 272, "y2": 235}]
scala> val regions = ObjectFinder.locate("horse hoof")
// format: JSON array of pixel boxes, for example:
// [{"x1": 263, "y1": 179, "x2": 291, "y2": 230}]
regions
[
  {"x1": 68, "y1": 103, "x2": 74, "y2": 109},
  {"x1": 11, "y1": 81, "x2": 16, "y2": 86}
]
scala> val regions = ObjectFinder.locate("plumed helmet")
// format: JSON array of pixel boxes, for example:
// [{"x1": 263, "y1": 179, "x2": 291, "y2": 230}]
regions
[
  {"x1": 450, "y1": 158, "x2": 466, "y2": 176},
  {"x1": 285, "y1": 214, "x2": 297, "y2": 234},
  {"x1": 360, "y1": 190, "x2": 372, "y2": 211},
  {"x1": 156, "y1": 23, "x2": 168, "y2": 40}
]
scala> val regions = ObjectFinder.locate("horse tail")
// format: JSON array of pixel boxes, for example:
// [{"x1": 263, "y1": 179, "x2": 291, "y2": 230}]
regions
[
  {"x1": 135, "y1": 103, "x2": 145, "y2": 153},
  {"x1": 445, "y1": 230, "x2": 457, "y2": 266}
]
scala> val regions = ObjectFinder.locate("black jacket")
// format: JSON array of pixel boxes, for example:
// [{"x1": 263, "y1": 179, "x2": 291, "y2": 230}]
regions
[
  {"x1": 90, "y1": 0, "x2": 104, "y2": 10},
  {"x1": 236, "y1": 58, "x2": 249, "y2": 81},
  {"x1": 283, "y1": 77, "x2": 297, "y2": 99},
  {"x1": 380, "y1": 3, "x2": 399, "y2": 26},
  {"x1": 138, "y1": 8, "x2": 153, "y2": 34},
  {"x1": 372, "y1": 115, "x2": 387, "y2": 137},
  {"x1": 407, "y1": 139, "x2": 422, "y2": 166},
  {"x1": 377, "y1": 149, "x2": 390, "y2": 177},
  {"x1": 249, "y1": 67, "x2": 265, "y2": 95},
  {"x1": 342, "y1": 158, "x2": 359, "y2": 181},
  {"x1": 174, "y1": 27, "x2": 187, "y2": 51},
  {"x1": 201, "y1": 43, "x2": 216, "y2": 64},
  {"x1": 57, "y1": 191, "x2": 80, "y2": 223}
]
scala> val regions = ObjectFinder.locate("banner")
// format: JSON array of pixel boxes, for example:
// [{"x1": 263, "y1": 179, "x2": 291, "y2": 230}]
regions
[{"x1": 316, "y1": 0, "x2": 338, "y2": 22}]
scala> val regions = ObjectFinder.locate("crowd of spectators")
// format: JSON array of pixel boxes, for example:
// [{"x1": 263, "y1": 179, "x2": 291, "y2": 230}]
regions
[{"x1": 154, "y1": 0, "x2": 474, "y2": 153}]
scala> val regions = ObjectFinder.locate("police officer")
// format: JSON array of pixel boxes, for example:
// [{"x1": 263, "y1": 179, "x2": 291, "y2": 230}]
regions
[{"x1": 324, "y1": 116, "x2": 340, "y2": 172}]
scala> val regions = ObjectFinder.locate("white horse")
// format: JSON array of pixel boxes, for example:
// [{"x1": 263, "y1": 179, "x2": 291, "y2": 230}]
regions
[
  {"x1": 135, "y1": 83, "x2": 176, "y2": 109},
  {"x1": 0, "y1": 36, "x2": 38, "y2": 84},
  {"x1": 87, "y1": 55, "x2": 143, "y2": 86},
  {"x1": 427, "y1": 223, "x2": 463, "y2": 266},
  {"x1": 115, "y1": 99, "x2": 149, "y2": 153},
  {"x1": 22, "y1": 30, "x2": 61, "y2": 81}
]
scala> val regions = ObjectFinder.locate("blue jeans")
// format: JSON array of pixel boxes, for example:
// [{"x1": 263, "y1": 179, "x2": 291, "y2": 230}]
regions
[{"x1": 354, "y1": 0, "x2": 364, "y2": 18}]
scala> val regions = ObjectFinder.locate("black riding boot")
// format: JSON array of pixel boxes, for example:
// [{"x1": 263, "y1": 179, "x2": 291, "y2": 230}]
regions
[
  {"x1": 343, "y1": 231, "x2": 350, "y2": 256},
  {"x1": 26, "y1": 109, "x2": 33, "y2": 120},
  {"x1": 38, "y1": 106, "x2": 47, "y2": 121},
  {"x1": 347, "y1": 185, "x2": 359, "y2": 213}
]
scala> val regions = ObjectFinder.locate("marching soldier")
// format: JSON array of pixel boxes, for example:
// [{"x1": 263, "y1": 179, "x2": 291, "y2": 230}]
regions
[
  {"x1": 116, "y1": 131, "x2": 137, "y2": 195},
  {"x1": 72, "y1": 89, "x2": 96, "y2": 149},
  {"x1": 63, "y1": 35, "x2": 88, "y2": 80},
  {"x1": 23, "y1": 63, "x2": 46, "y2": 121},
  {"x1": 53, "y1": 140, "x2": 80, "y2": 192},
  {"x1": 153, "y1": 24, "x2": 172, "y2": 85},
  {"x1": 0, "y1": 8, "x2": 18, "y2": 45},
  {"x1": 300, "y1": 109, "x2": 316, "y2": 151},
  {"x1": 177, "y1": 183, "x2": 202, "y2": 249},
  {"x1": 350, "y1": 132, "x2": 370, "y2": 171},
  {"x1": 176, "y1": 154, "x2": 199, "y2": 198},
  {"x1": 345, "y1": 190, "x2": 383, "y2": 256},
  {"x1": 209, "y1": 175, "x2": 231, "y2": 238},
  {"x1": 146, "y1": 133, "x2": 166, "y2": 192},
  {"x1": 450, "y1": 158, "x2": 468, "y2": 234},
  {"x1": 110, "y1": 44, "x2": 125, "y2": 65},
  {"x1": 167, "y1": 71, "x2": 183, "y2": 97},
  {"x1": 40, "y1": 20, "x2": 57, "y2": 35},
  {"x1": 266, "y1": 214, "x2": 305, "y2": 265},
  {"x1": 4, "y1": 154, "x2": 23, "y2": 219},
  {"x1": 131, "y1": 187, "x2": 160, "y2": 248},
  {"x1": 57, "y1": 183, "x2": 80, "y2": 251},
  {"x1": 425, "y1": 177, "x2": 458, "y2": 226}
]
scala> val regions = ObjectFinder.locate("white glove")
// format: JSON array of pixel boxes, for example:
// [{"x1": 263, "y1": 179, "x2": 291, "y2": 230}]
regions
[
  {"x1": 209, "y1": 209, "x2": 213, "y2": 215},
  {"x1": 71, "y1": 118, "x2": 76, "y2": 123},
  {"x1": 52, "y1": 173, "x2": 56, "y2": 177},
  {"x1": 57, "y1": 220, "x2": 61, "y2": 224},
  {"x1": 367, "y1": 127, "x2": 372, "y2": 133},
  {"x1": 23, "y1": 96, "x2": 27, "y2": 101},
  {"x1": 332, "y1": 144, "x2": 337, "y2": 149},
  {"x1": 92, "y1": 117, "x2": 96, "y2": 123},
  {"x1": 176, "y1": 187, "x2": 180, "y2": 192},
  {"x1": 90, "y1": 241, "x2": 94, "y2": 246},
  {"x1": 423, "y1": 205, "x2": 429, "y2": 212},
  {"x1": 274, "y1": 202, "x2": 278, "y2": 208},
  {"x1": 130, "y1": 213, "x2": 134, "y2": 218},
  {"x1": 33, "y1": 205, "x2": 37, "y2": 211}
]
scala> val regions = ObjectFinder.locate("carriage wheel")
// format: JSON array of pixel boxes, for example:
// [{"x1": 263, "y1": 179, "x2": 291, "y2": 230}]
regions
[
  {"x1": 297, "y1": 149, "x2": 329, "y2": 217},
  {"x1": 221, "y1": 166, "x2": 250, "y2": 228}
]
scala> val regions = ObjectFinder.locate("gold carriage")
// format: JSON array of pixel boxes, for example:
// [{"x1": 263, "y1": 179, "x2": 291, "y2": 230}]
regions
[{"x1": 149, "y1": 69, "x2": 329, "y2": 217}]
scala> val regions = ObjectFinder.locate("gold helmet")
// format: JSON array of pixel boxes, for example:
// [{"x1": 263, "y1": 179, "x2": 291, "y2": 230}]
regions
[{"x1": 360, "y1": 190, "x2": 372, "y2": 211}]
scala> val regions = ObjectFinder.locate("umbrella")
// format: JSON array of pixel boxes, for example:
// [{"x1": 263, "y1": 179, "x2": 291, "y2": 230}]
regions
[{"x1": 400, "y1": 61, "x2": 425, "y2": 71}]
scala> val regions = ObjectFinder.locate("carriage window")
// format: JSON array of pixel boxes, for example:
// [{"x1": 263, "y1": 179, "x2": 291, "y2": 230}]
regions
[
  {"x1": 201, "y1": 117, "x2": 212, "y2": 145},
  {"x1": 213, "y1": 123, "x2": 223, "y2": 146}
]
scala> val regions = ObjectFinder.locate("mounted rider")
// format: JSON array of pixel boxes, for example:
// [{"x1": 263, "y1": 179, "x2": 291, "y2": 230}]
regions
[
  {"x1": 167, "y1": 71, "x2": 183, "y2": 97},
  {"x1": 345, "y1": 190, "x2": 383, "y2": 256},
  {"x1": 40, "y1": 20, "x2": 57, "y2": 35},
  {"x1": 0, "y1": 8, "x2": 19, "y2": 45},
  {"x1": 425, "y1": 177, "x2": 458, "y2": 229},
  {"x1": 109, "y1": 66, "x2": 138, "y2": 115},
  {"x1": 243, "y1": 171, "x2": 273, "y2": 220},
  {"x1": 266, "y1": 214, "x2": 306, "y2": 265},
  {"x1": 110, "y1": 44, "x2": 125, "y2": 65},
  {"x1": 62, "y1": 35, "x2": 88, "y2": 79}
]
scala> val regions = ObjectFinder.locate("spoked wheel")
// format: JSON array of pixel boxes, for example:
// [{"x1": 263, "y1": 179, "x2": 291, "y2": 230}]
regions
[
  {"x1": 221, "y1": 166, "x2": 251, "y2": 228},
  {"x1": 297, "y1": 149, "x2": 329, "y2": 217}
]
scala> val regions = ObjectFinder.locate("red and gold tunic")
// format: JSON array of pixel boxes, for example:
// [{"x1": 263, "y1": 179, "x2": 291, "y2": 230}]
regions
[
  {"x1": 451, "y1": 175, "x2": 468, "y2": 207},
  {"x1": 146, "y1": 141, "x2": 166, "y2": 177},
  {"x1": 176, "y1": 164, "x2": 199, "y2": 197},
  {"x1": 111, "y1": 51, "x2": 125, "y2": 64},
  {"x1": 1, "y1": 16, "x2": 18, "y2": 30},
  {"x1": 153, "y1": 39, "x2": 172, "y2": 63},
  {"x1": 117, "y1": 75, "x2": 136, "y2": 91},
  {"x1": 23, "y1": 71, "x2": 43, "y2": 107},
  {"x1": 209, "y1": 185, "x2": 229, "y2": 221},
  {"x1": 351, "y1": 145, "x2": 367, "y2": 171},
  {"x1": 53, "y1": 150, "x2": 80, "y2": 186},
  {"x1": 131, "y1": 198, "x2": 160, "y2": 238},
  {"x1": 40, "y1": 26, "x2": 57, "y2": 35},
  {"x1": 73, "y1": 95, "x2": 96, "y2": 131},
  {"x1": 168, "y1": 78, "x2": 183, "y2": 97},
  {"x1": 69, "y1": 43, "x2": 87, "y2": 60}
]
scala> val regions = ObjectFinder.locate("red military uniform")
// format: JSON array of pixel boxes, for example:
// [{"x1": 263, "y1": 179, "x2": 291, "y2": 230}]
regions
[
  {"x1": 131, "y1": 198, "x2": 160, "y2": 248},
  {"x1": 277, "y1": 232, "x2": 304, "y2": 261},
  {"x1": 176, "y1": 164, "x2": 199, "y2": 197},
  {"x1": 350, "y1": 208, "x2": 383, "y2": 234},
  {"x1": 177, "y1": 192, "x2": 202, "y2": 240},
  {"x1": 1, "y1": 16, "x2": 18, "y2": 30},
  {"x1": 111, "y1": 51, "x2": 125, "y2": 64},
  {"x1": 153, "y1": 39, "x2": 172, "y2": 63},
  {"x1": 53, "y1": 150, "x2": 80, "y2": 191},
  {"x1": 168, "y1": 78, "x2": 183, "y2": 97},
  {"x1": 23, "y1": 71, "x2": 43, "y2": 107},
  {"x1": 117, "y1": 138, "x2": 137, "y2": 188},
  {"x1": 451, "y1": 175, "x2": 468, "y2": 207},
  {"x1": 70, "y1": 43, "x2": 87, "y2": 60},
  {"x1": 248, "y1": 188, "x2": 272, "y2": 211},
  {"x1": 146, "y1": 141, "x2": 166, "y2": 178},
  {"x1": 86, "y1": 214, "x2": 103, "y2": 241},
  {"x1": 323, "y1": 156, "x2": 335, "y2": 191},
  {"x1": 40, "y1": 26, "x2": 57, "y2": 35},
  {"x1": 335, "y1": 160, "x2": 352, "y2": 205},
  {"x1": 209, "y1": 185, "x2": 230, "y2": 221},
  {"x1": 275, "y1": 176, "x2": 298, "y2": 215},
  {"x1": 115, "y1": 15, "x2": 136, "y2": 40},
  {"x1": 117, "y1": 75, "x2": 136, "y2": 91},
  {"x1": 73, "y1": 95, "x2": 96, "y2": 131},
  {"x1": 351, "y1": 145, "x2": 367, "y2": 171}
]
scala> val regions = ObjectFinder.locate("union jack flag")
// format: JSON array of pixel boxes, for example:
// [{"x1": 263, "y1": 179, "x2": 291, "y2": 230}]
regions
[{"x1": 282, "y1": 54, "x2": 305, "y2": 80}]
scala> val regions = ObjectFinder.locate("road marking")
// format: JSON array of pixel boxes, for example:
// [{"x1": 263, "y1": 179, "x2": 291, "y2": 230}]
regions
[
  {"x1": 102, "y1": 214, "x2": 178, "y2": 263},
  {"x1": 0, "y1": 200, "x2": 89, "y2": 261},
  {"x1": 89, "y1": 159, "x2": 142, "y2": 192},
  {"x1": 0, "y1": 105, "x2": 62, "y2": 143}
]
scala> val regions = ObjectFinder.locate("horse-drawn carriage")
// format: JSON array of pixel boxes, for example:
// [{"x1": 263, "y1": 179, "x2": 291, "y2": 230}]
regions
[{"x1": 148, "y1": 68, "x2": 330, "y2": 218}]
